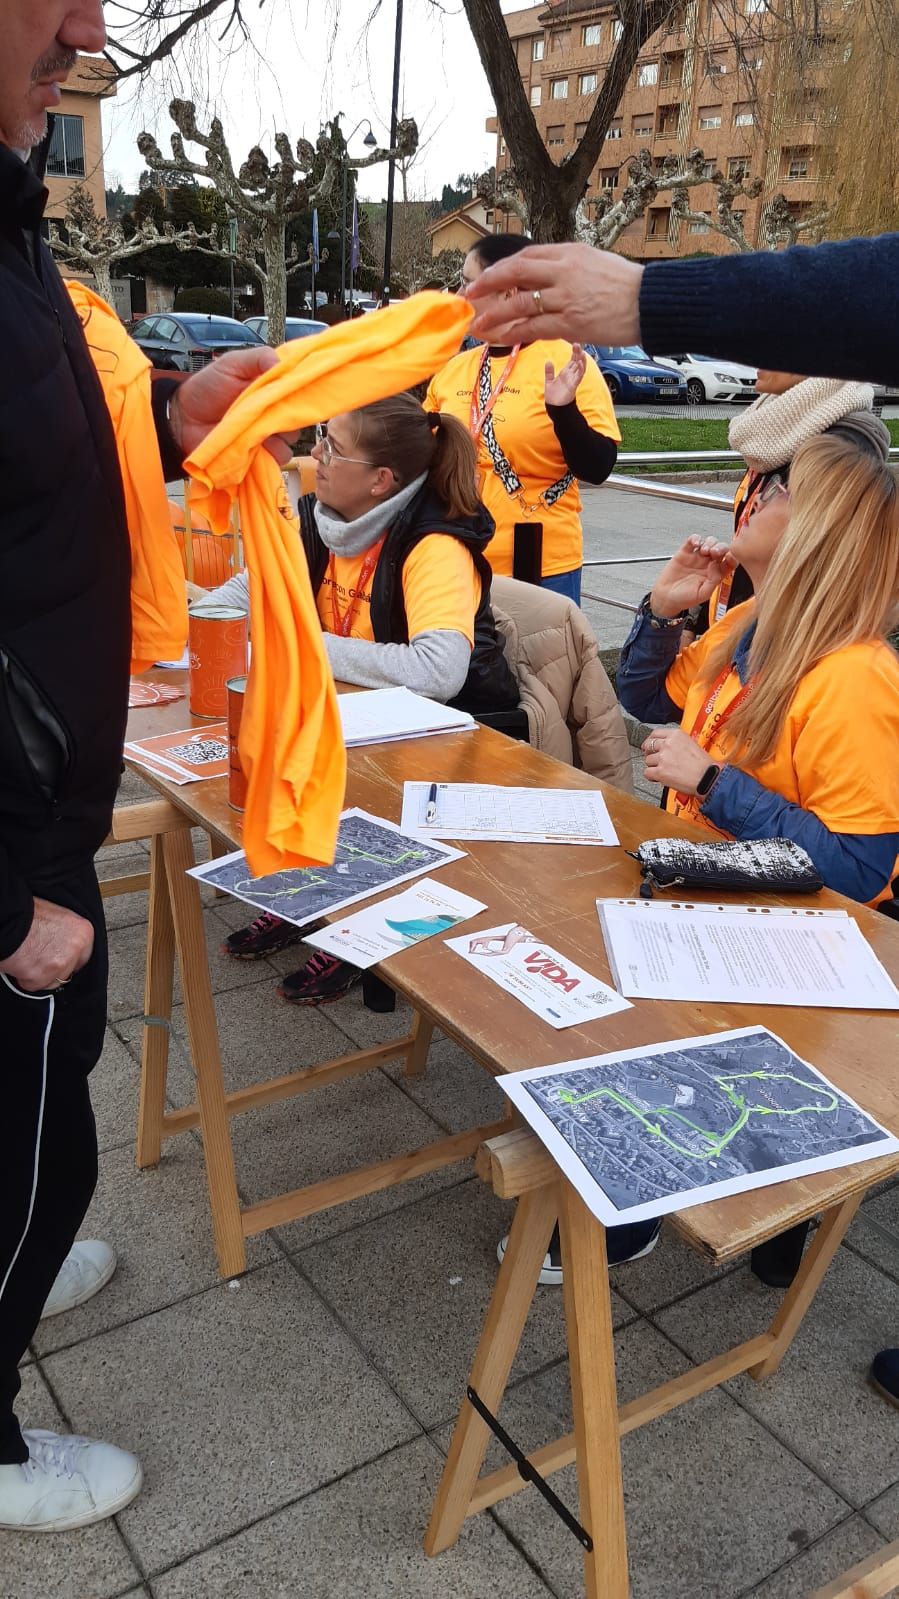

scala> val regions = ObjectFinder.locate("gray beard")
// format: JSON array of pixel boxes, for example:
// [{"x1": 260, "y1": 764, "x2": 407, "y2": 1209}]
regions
[{"x1": 8, "y1": 112, "x2": 46, "y2": 154}]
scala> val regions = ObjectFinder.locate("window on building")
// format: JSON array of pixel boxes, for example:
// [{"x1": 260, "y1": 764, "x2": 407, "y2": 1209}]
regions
[
  {"x1": 698, "y1": 107, "x2": 722, "y2": 130},
  {"x1": 582, "y1": 23, "x2": 601, "y2": 46},
  {"x1": 612, "y1": 20, "x2": 624, "y2": 43},
  {"x1": 485, "y1": 209, "x2": 494, "y2": 227},
  {"x1": 740, "y1": 50, "x2": 763, "y2": 71},
  {"x1": 745, "y1": 0, "x2": 767, "y2": 12},
  {"x1": 605, "y1": 119, "x2": 623, "y2": 139},
  {"x1": 647, "y1": 207, "x2": 671, "y2": 237},
  {"x1": 704, "y1": 53, "x2": 727, "y2": 76},
  {"x1": 637, "y1": 62, "x2": 659, "y2": 87},
  {"x1": 532, "y1": 36, "x2": 545, "y2": 61},
  {"x1": 550, "y1": 78, "x2": 569, "y2": 99},
  {"x1": 45, "y1": 114, "x2": 85, "y2": 178},
  {"x1": 733, "y1": 104, "x2": 756, "y2": 126},
  {"x1": 728, "y1": 155, "x2": 749, "y2": 179},
  {"x1": 530, "y1": 83, "x2": 542, "y2": 106},
  {"x1": 500, "y1": 137, "x2": 507, "y2": 155},
  {"x1": 599, "y1": 168, "x2": 617, "y2": 190},
  {"x1": 579, "y1": 72, "x2": 598, "y2": 95},
  {"x1": 784, "y1": 148, "x2": 810, "y2": 178},
  {"x1": 547, "y1": 125, "x2": 566, "y2": 147},
  {"x1": 661, "y1": 53, "x2": 683, "y2": 86},
  {"x1": 688, "y1": 213, "x2": 710, "y2": 233},
  {"x1": 632, "y1": 116, "x2": 654, "y2": 135},
  {"x1": 551, "y1": 28, "x2": 571, "y2": 52},
  {"x1": 701, "y1": 159, "x2": 716, "y2": 178},
  {"x1": 574, "y1": 121, "x2": 589, "y2": 141},
  {"x1": 657, "y1": 106, "x2": 681, "y2": 136}
]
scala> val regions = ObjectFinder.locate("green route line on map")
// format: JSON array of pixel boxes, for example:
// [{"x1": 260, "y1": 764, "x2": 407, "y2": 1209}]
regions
[
  {"x1": 556, "y1": 1070, "x2": 839, "y2": 1163},
  {"x1": 234, "y1": 841, "x2": 430, "y2": 902}
]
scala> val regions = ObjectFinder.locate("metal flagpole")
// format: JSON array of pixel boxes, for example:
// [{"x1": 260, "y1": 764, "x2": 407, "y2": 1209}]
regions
[{"x1": 381, "y1": 0, "x2": 404, "y2": 307}]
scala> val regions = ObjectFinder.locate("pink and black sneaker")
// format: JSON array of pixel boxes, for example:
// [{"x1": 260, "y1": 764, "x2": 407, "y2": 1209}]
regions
[
  {"x1": 277, "y1": 951, "x2": 361, "y2": 1006},
  {"x1": 222, "y1": 911, "x2": 304, "y2": 960}
]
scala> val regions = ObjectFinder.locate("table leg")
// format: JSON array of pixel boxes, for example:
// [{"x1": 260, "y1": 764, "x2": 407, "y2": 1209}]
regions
[
  {"x1": 559, "y1": 1180, "x2": 629, "y2": 1599},
  {"x1": 748, "y1": 1192, "x2": 863, "y2": 1383},
  {"x1": 136, "y1": 833, "x2": 176, "y2": 1169},
  {"x1": 424, "y1": 1182, "x2": 557, "y2": 1556},
  {"x1": 162, "y1": 825, "x2": 246, "y2": 1277},
  {"x1": 404, "y1": 1011, "x2": 434, "y2": 1078}
]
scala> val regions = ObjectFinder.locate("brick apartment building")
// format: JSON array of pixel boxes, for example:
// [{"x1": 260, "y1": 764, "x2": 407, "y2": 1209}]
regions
[
  {"x1": 43, "y1": 54, "x2": 116, "y2": 227},
  {"x1": 490, "y1": 0, "x2": 830, "y2": 258}
]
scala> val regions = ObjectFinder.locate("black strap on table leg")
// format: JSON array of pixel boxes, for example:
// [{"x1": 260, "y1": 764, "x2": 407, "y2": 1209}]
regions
[{"x1": 466, "y1": 1385, "x2": 593, "y2": 1552}]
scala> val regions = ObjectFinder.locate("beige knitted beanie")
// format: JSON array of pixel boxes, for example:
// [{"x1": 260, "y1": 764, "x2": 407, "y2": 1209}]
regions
[{"x1": 728, "y1": 378, "x2": 876, "y2": 471}]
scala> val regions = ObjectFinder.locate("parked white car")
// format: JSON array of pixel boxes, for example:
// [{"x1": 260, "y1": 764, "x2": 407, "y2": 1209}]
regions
[{"x1": 654, "y1": 353, "x2": 758, "y2": 404}]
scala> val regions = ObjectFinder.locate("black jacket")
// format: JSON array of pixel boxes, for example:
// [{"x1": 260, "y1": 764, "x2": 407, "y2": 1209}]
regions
[
  {"x1": 0, "y1": 141, "x2": 134, "y2": 957},
  {"x1": 640, "y1": 233, "x2": 899, "y2": 382},
  {"x1": 298, "y1": 486, "x2": 519, "y2": 714}
]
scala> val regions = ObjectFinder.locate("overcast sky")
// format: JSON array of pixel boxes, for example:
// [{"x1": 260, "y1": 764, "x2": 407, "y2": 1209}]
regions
[{"x1": 102, "y1": 1, "x2": 507, "y2": 202}]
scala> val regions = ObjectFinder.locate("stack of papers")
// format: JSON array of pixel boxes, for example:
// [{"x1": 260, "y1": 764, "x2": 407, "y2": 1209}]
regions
[
  {"x1": 124, "y1": 725, "x2": 229, "y2": 784},
  {"x1": 401, "y1": 782, "x2": 618, "y2": 845},
  {"x1": 338, "y1": 687, "x2": 476, "y2": 748},
  {"x1": 597, "y1": 899, "x2": 899, "y2": 1009}
]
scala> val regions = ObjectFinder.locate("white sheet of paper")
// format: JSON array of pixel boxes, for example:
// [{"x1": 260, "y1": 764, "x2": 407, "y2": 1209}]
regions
[
  {"x1": 400, "y1": 782, "x2": 619, "y2": 845},
  {"x1": 338, "y1": 687, "x2": 476, "y2": 748},
  {"x1": 303, "y1": 877, "x2": 487, "y2": 969},
  {"x1": 597, "y1": 899, "x2": 899, "y2": 1010},
  {"x1": 501, "y1": 1025, "x2": 899, "y2": 1226},
  {"x1": 445, "y1": 922, "x2": 631, "y2": 1029},
  {"x1": 186, "y1": 808, "x2": 465, "y2": 929}
]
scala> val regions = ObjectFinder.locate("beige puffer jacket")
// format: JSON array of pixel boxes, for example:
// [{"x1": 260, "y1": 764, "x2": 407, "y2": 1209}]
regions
[{"x1": 490, "y1": 577, "x2": 633, "y2": 793}]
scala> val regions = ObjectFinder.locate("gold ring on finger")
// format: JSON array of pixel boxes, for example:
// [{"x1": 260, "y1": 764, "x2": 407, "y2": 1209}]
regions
[{"x1": 532, "y1": 289, "x2": 545, "y2": 314}]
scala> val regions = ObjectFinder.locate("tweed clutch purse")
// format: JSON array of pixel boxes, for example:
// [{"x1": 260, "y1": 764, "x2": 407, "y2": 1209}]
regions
[{"x1": 631, "y1": 837, "x2": 824, "y2": 898}]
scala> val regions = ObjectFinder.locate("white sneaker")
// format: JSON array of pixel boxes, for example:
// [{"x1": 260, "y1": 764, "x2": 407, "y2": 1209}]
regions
[
  {"x1": 41, "y1": 1242, "x2": 116, "y2": 1320},
  {"x1": 0, "y1": 1430, "x2": 142, "y2": 1531}
]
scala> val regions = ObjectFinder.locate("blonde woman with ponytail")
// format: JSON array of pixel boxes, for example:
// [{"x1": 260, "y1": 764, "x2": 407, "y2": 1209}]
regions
[
  {"x1": 216, "y1": 390, "x2": 519, "y2": 999},
  {"x1": 617, "y1": 428, "x2": 899, "y2": 909}
]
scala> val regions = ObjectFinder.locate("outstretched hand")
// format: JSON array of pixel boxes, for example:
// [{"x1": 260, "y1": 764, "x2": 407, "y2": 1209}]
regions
[
  {"x1": 650, "y1": 536, "x2": 736, "y2": 618},
  {"x1": 544, "y1": 343, "x2": 587, "y2": 407},
  {"x1": 168, "y1": 346, "x2": 295, "y2": 465},
  {"x1": 464, "y1": 242, "x2": 644, "y2": 348}
]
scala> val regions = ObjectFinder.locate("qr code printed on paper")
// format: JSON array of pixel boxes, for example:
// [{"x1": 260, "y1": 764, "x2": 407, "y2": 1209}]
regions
[{"x1": 167, "y1": 739, "x2": 228, "y2": 766}]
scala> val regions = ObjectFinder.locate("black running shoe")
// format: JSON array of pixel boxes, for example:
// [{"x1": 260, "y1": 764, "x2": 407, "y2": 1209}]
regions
[
  {"x1": 223, "y1": 911, "x2": 304, "y2": 960},
  {"x1": 277, "y1": 952, "x2": 361, "y2": 1006}
]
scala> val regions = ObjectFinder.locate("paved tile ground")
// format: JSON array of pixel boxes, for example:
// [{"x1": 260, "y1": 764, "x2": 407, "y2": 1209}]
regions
[{"x1": 11, "y1": 486, "x2": 899, "y2": 1597}]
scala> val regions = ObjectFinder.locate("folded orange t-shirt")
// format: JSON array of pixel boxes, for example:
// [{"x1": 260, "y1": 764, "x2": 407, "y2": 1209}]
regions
[{"x1": 185, "y1": 291, "x2": 473, "y2": 876}]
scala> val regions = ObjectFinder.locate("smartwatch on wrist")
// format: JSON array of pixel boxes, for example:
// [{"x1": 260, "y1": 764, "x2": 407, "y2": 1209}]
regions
[
  {"x1": 639, "y1": 593, "x2": 688, "y2": 630},
  {"x1": 696, "y1": 762, "x2": 723, "y2": 798}
]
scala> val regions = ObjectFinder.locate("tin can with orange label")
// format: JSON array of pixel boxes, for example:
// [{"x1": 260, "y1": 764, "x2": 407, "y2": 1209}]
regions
[
  {"x1": 226, "y1": 675, "x2": 248, "y2": 811},
  {"x1": 189, "y1": 607, "x2": 248, "y2": 719}
]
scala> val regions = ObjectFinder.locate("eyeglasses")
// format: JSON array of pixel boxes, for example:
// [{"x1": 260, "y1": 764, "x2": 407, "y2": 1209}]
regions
[
  {"x1": 314, "y1": 423, "x2": 374, "y2": 469},
  {"x1": 752, "y1": 474, "x2": 791, "y2": 512},
  {"x1": 738, "y1": 473, "x2": 790, "y2": 531}
]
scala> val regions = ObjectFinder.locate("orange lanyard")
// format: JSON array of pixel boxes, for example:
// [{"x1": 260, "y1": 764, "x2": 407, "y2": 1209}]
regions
[
  {"x1": 469, "y1": 346, "x2": 520, "y2": 440},
  {"x1": 674, "y1": 664, "x2": 756, "y2": 813},
  {"x1": 687, "y1": 664, "x2": 756, "y2": 749},
  {"x1": 328, "y1": 538, "x2": 385, "y2": 638}
]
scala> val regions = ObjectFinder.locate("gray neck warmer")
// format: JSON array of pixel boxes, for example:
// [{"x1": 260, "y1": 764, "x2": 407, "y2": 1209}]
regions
[{"x1": 313, "y1": 473, "x2": 427, "y2": 558}]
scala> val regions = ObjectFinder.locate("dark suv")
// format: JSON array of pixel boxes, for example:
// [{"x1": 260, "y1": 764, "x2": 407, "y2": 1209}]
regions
[{"x1": 129, "y1": 313, "x2": 263, "y2": 372}]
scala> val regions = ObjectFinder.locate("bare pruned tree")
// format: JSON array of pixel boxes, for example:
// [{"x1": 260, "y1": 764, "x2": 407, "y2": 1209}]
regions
[
  {"x1": 137, "y1": 102, "x2": 416, "y2": 344},
  {"x1": 47, "y1": 184, "x2": 215, "y2": 306}
]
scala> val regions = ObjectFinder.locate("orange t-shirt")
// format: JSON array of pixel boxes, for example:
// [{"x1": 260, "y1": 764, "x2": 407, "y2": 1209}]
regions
[
  {"x1": 425, "y1": 341, "x2": 619, "y2": 579},
  {"x1": 664, "y1": 601, "x2": 899, "y2": 901},
  {"x1": 317, "y1": 534, "x2": 480, "y2": 646}
]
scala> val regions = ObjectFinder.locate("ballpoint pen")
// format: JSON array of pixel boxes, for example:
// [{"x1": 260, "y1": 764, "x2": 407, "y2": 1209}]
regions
[{"x1": 425, "y1": 782, "x2": 439, "y2": 825}]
